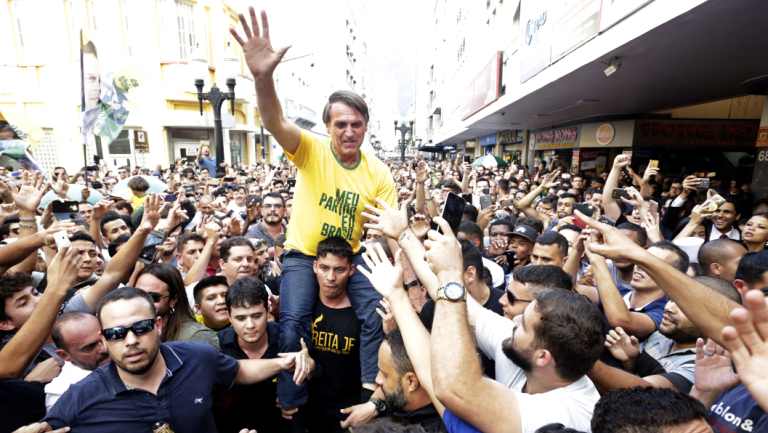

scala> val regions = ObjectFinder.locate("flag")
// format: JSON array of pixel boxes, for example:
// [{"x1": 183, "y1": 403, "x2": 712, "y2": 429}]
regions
[
  {"x1": 0, "y1": 140, "x2": 43, "y2": 172},
  {"x1": 82, "y1": 74, "x2": 139, "y2": 145}
]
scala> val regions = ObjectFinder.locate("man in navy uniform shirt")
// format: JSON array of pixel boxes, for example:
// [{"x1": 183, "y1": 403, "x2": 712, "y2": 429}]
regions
[{"x1": 44, "y1": 286, "x2": 312, "y2": 433}]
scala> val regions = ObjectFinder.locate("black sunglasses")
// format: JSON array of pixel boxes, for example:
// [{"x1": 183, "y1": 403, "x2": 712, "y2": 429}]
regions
[
  {"x1": 404, "y1": 280, "x2": 421, "y2": 290},
  {"x1": 506, "y1": 290, "x2": 534, "y2": 305},
  {"x1": 102, "y1": 318, "x2": 156, "y2": 341}
]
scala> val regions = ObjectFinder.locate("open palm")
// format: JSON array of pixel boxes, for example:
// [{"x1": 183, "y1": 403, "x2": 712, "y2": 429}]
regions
[
  {"x1": 358, "y1": 244, "x2": 404, "y2": 298},
  {"x1": 230, "y1": 8, "x2": 289, "y2": 81}
]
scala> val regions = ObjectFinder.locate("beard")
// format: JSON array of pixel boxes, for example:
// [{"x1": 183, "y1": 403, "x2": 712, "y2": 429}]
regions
[
  {"x1": 502, "y1": 337, "x2": 533, "y2": 372},
  {"x1": 116, "y1": 343, "x2": 160, "y2": 375},
  {"x1": 659, "y1": 326, "x2": 699, "y2": 345},
  {"x1": 383, "y1": 383, "x2": 408, "y2": 412}
]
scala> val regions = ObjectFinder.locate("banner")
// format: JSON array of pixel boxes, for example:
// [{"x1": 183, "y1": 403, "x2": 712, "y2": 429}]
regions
[{"x1": 0, "y1": 139, "x2": 44, "y2": 172}]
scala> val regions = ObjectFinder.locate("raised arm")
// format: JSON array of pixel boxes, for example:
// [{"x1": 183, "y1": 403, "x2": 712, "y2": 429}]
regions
[
  {"x1": 0, "y1": 248, "x2": 80, "y2": 379},
  {"x1": 231, "y1": 8, "x2": 301, "y2": 154},
  {"x1": 513, "y1": 169, "x2": 560, "y2": 222},
  {"x1": 79, "y1": 195, "x2": 162, "y2": 309},
  {"x1": 7, "y1": 172, "x2": 49, "y2": 274},
  {"x1": 577, "y1": 210, "x2": 738, "y2": 346},
  {"x1": 602, "y1": 154, "x2": 630, "y2": 222},
  {"x1": 184, "y1": 221, "x2": 220, "y2": 286}
]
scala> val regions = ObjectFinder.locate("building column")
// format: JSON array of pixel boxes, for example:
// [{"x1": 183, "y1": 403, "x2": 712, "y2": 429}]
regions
[{"x1": 751, "y1": 96, "x2": 768, "y2": 200}]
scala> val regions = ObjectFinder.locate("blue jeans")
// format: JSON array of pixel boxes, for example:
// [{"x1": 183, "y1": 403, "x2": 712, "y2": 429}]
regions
[{"x1": 277, "y1": 250, "x2": 382, "y2": 408}]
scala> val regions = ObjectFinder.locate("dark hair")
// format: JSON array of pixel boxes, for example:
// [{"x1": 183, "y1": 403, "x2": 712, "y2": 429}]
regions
[
  {"x1": 462, "y1": 204, "x2": 478, "y2": 223},
  {"x1": 735, "y1": 250, "x2": 768, "y2": 284},
  {"x1": 51, "y1": 312, "x2": 97, "y2": 350},
  {"x1": 100, "y1": 211, "x2": 129, "y2": 236},
  {"x1": 512, "y1": 265, "x2": 573, "y2": 292},
  {"x1": 135, "y1": 264, "x2": 193, "y2": 340},
  {"x1": 262, "y1": 192, "x2": 285, "y2": 205},
  {"x1": 458, "y1": 221, "x2": 483, "y2": 243},
  {"x1": 693, "y1": 276, "x2": 741, "y2": 303},
  {"x1": 316, "y1": 236, "x2": 354, "y2": 262},
  {"x1": 220, "y1": 236, "x2": 255, "y2": 262},
  {"x1": 535, "y1": 231, "x2": 569, "y2": 258},
  {"x1": 558, "y1": 193, "x2": 577, "y2": 202},
  {"x1": 489, "y1": 218, "x2": 515, "y2": 233},
  {"x1": 127, "y1": 176, "x2": 150, "y2": 192},
  {"x1": 591, "y1": 387, "x2": 708, "y2": 433},
  {"x1": 68, "y1": 231, "x2": 96, "y2": 245},
  {"x1": 322, "y1": 90, "x2": 369, "y2": 125},
  {"x1": 698, "y1": 239, "x2": 746, "y2": 278},
  {"x1": 226, "y1": 276, "x2": 269, "y2": 311},
  {"x1": 649, "y1": 240, "x2": 690, "y2": 273},
  {"x1": 177, "y1": 232, "x2": 205, "y2": 253},
  {"x1": 616, "y1": 222, "x2": 648, "y2": 247},
  {"x1": 384, "y1": 329, "x2": 414, "y2": 376},
  {"x1": 533, "y1": 290, "x2": 604, "y2": 381},
  {"x1": 95, "y1": 286, "x2": 156, "y2": 323},
  {"x1": 0, "y1": 216, "x2": 20, "y2": 240},
  {"x1": 193, "y1": 275, "x2": 229, "y2": 305},
  {"x1": 438, "y1": 179, "x2": 462, "y2": 194},
  {"x1": 517, "y1": 217, "x2": 543, "y2": 234},
  {"x1": 460, "y1": 240, "x2": 484, "y2": 279},
  {"x1": 535, "y1": 424, "x2": 585, "y2": 433},
  {"x1": 539, "y1": 196, "x2": 557, "y2": 207},
  {"x1": 113, "y1": 201, "x2": 133, "y2": 215},
  {"x1": 107, "y1": 234, "x2": 131, "y2": 258},
  {"x1": 0, "y1": 273, "x2": 35, "y2": 321}
]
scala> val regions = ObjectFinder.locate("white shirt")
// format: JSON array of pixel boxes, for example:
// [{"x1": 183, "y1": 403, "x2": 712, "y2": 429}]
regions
[
  {"x1": 473, "y1": 306, "x2": 600, "y2": 433},
  {"x1": 708, "y1": 225, "x2": 740, "y2": 242},
  {"x1": 44, "y1": 361, "x2": 92, "y2": 411},
  {"x1": 482, "y1": 257, "x2": 506, "y2": 289}
]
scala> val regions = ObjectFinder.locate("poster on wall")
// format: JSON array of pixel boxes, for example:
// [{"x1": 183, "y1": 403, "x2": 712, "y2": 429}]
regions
[
  {"x1": 520, "y1": 0, "x2": 553, "y2": 83},
  {"x1": 600, "y1": 0, "x2": 653, "y2": 32}
]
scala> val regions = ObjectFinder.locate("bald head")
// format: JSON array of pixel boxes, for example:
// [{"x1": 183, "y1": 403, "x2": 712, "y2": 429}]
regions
[
  {"x1": 698, "y1": 239, "x2": 747, "y2": 282},
  {"x1": 51, "y1": 312, "x2": 108, "y2": 371}
]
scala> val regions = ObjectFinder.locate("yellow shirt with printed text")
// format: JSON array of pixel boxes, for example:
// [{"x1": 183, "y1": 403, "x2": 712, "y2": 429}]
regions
[{"x1": 284, "y1": 130, "x2": 396, "y2": 256}]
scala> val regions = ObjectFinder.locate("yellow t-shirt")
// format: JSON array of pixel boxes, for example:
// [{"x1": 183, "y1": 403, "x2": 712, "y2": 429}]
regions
[{"x1": 284, "y1": 130, "x2": 396, "y2": 256}]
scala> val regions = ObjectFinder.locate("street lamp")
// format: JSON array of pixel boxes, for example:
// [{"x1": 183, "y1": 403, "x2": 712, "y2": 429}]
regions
[
  {"x1": 195, "y1": 78, "x2": 236, "y2": 177},
  {"x1": 394, "y1": 120, "x2": 414, "y2": 162}
]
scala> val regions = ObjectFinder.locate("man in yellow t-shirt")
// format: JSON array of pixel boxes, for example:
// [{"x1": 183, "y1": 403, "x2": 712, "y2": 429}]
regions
[{"x1": 231, "y1": 8, "x2": 396, "y2": 423}]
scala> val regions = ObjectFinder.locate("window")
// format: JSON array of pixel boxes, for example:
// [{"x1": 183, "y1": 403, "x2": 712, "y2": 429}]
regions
[
  {"x1": 12, "y1": 0, "x2": 46, "y2": 63},
  {"x1": 160, "y1": 0, "x2": 197, "y2": 60},
  {"x1": 175, "y1": 0, "x2": 196, "y2": 59},
  {"x1": 109, "y1": 130, "x2": 132, "y2": 155}
]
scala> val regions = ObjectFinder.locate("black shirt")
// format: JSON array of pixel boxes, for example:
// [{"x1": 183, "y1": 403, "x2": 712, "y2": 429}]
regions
[
  {"x1": 308, "y1": 301, "x2": 361, "y2": 433},
  {"x1": 214, "y1": 323, "x2": 286, "y2": 433}
]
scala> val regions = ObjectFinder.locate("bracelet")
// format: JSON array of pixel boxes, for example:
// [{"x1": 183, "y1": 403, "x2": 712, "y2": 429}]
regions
[
  {"x1": 19, "y1": 217, "x2": 36, "y2": 223},
  {"x1": 19, "y1": 222, "x2": 38, "y2": 230}
]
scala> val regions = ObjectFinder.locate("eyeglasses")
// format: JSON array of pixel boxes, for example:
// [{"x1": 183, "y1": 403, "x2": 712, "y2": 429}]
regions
[
  {"x1": 102, "y1": 318, "x2": 156, "y2": 341},
  {"x1": 404, "y1": 280, "x2": 420, "y2": 289},
  {"x1": 506, "y1": 290, "x2": 534, "y2": 305},
  {"x1": 262, "y1": 203, "x2": 284, "y2": 209},
  {"x1": 147, "y1": 292, "x2": 170, "y2": 303}
]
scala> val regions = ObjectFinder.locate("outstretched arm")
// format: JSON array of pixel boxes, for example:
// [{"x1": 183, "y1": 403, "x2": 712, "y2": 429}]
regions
[{"x1": 231, "y1": 8, "x2": 300, "y2": 154}]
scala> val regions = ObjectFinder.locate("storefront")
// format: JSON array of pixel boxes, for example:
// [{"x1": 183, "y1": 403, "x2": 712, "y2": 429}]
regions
[
  {"x1": 530, "y1": 126, "x2": 579, "y2": 170},
  {"x1": 498, "y1": 129, "x2": 525, "y2": 163},
  {"x1": 479, "y1": 133, "x2": 496, "y2": 156},
  {"x1": 575, "y1": 120, "x2": 634, "y2": 174}
]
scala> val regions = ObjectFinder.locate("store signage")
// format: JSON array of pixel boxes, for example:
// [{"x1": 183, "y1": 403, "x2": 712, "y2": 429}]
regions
[
  {"x1": 533, "y1": 126, "x2": 579, "y2": 150},
  {"x1": 498, "y1": 130, "x2": 524, "y2": 145},
  {"x1": 595, "y1": 123, "x2": 615, "y2": 145},
  {"x1": 635, "y1": 120, "x2": 759, "y2": 148},
  {"x1": 480, "y1": 134, "x2": 497, "y2": 147},
  {"x1": 461, "y1": 52, "x2": 503, "y2": 120},
  {"x1": 520, "y1": 0, "x2": 553, "y2": 82},
  {"x1": 756, "y1": 126, "x2": 768, "y2": 147}
]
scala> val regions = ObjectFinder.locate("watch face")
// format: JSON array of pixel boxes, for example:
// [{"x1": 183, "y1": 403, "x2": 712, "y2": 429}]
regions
[{"x1": 445, "y1": 283, "x2": 465, "y2": 300}]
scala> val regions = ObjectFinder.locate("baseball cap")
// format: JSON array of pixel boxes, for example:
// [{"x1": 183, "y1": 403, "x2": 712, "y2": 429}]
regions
[{"x1": 510, "y1": 224, "x2": 537, "y2": 243}]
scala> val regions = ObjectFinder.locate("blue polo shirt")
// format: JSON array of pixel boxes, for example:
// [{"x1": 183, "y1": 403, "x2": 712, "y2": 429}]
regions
[{"x1": 45, "y1": 341, "x2": 239, "y2": 433}]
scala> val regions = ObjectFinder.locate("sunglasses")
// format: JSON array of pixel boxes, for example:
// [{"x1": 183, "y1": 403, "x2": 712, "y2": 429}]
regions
[
  {"x1": 506, "y1": 290, "x2": 534, "y2": 305},
  {"x1": 147, "y1": 292, "x2": 170, "y2": 303},
  {"x1": 404, "y1": 280, "x2": 420, "y2": 290},
  {"x1": 102, "y1": 318, "x2": 156, "y2": 341}
]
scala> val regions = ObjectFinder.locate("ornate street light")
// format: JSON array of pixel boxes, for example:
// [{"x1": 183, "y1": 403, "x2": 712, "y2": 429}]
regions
[
  {"x1": 195, "y1": 78, "x2": 236, "y2": 177},
  {"x1": 394, "y1": 120, "x2": 414, "y2": 162}
]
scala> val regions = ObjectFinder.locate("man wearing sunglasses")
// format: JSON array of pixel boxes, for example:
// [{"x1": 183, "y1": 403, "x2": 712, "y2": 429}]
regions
[
  {"x1": 45, "y1": 286, "x2": 311, "y2": 433},
  {"x1": 499, "y1": 265, "x2": 574, "y2": 321}
]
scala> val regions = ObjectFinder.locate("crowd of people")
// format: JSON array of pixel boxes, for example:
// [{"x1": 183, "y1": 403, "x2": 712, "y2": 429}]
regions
[{"x1": 2, "y1": 6, "x2": 768, "y2": 433}]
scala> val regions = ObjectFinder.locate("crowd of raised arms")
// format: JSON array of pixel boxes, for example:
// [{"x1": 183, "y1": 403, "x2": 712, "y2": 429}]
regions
[{"x1": 2, "y1": 6, "x2": 768, "y2": 433}]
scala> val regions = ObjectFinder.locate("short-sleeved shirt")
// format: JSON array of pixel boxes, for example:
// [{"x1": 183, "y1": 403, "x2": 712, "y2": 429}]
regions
[
  {"x1": 45, "y1": 341, "x2": 239, "y2": 433},
  {"x1": 708, "y1": 384, "x2": 768, "y2": 433},
  {"x1": 642, "y1": 331, "x2": 696, "y2": 392},
  {"x1": 199, "y1": 156, "x2": 217, "y2": 177},
  {"x1": 623, "y1": 292, "x2": 668, "y2": 330},
  {"x1": 284, "y1": 130, "x2": 396, "y2": 255}
]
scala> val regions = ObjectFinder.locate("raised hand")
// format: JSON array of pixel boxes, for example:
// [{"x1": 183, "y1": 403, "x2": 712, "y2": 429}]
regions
[
  {"x1": 694, "y1": 338, "x2": 738, "y2": 394},
  {"x1": 230, "y1": 8, "x2": 290, "y2": 81},
  {"x1": 139, "y1": 194, "x2": 162, "y2": 231},
  {"x1": 415, "y1": 160, "x2": 430, "y2": 183},
  {"x1": 358, "y1": 243, "x2": 404, "y2": 298},
  {"x1": 574, "y1": 209, "x2": 647, "y2": 263},
  {"x1": 277, "y1": 337, "x2": 313, "y2": 385},
  {"x1": 605, "y1": 327, "x2": 640, "y2": 363},
  {"x1": 91, "y1": 199, "x2": 113, "y2": 222},
  {"x1": 612, "y1": 154, "x2": 631, "y2": 171},
  {"x1": 13, "y1": 171, "x2": 49, "y2": 212},
  {"x1": 721, "y1": 289, "x2": 768, "y2": 411},
  {"x1": 424, "y1": 217, "x2": 463, "y2": 282},
  {"x1": 46, "y1": 247, "x2": 83, "y2": 294},
  {"x1": 361, "y1": 198, "x2": 409, "y2": 239},
  {"x1": 376, "y1": 298, "x2": 397, "y2": 335}
]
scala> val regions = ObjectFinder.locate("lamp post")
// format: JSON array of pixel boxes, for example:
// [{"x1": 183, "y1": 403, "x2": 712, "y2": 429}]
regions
[
  {"x1": 195, "y1": 78, "x2": 235, "y2": 178},
  {"x1": 394, "y1": 120, "x2": 414, "y2": 162}
]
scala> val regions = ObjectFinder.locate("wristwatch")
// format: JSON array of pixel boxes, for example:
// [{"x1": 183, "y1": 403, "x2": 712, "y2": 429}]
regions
[
  {"x1": 370, "y1": 397, "x2": 388, "y2": 414},
  {"x1": 436, "y1": 282, "x2": 467, "y2": 302}
]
